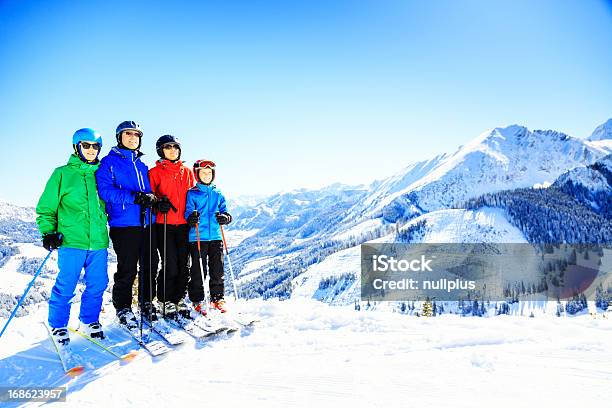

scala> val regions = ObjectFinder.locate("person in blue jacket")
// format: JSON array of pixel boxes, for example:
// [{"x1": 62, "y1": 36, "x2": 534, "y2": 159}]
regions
[
  {"x1": 95, "y1": 120, "x2": 160, "y2": 328},
  {"x1": 185, "y1": 160, "x2": 232, "y2": 314}
]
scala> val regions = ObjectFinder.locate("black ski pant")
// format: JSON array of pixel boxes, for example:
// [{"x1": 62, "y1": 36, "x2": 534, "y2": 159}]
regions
[
  {"x1": 188, "y1": 240, "x2": 224, "y2": 303},
  {"x1": 110, "y1": 225, "x2": 158, "y2": 312},
  {"x1": 156, "y1": 223, "x2": 190, "y2": 304}
]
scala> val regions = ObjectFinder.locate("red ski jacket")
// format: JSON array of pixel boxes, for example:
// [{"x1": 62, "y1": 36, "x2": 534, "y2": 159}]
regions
[{"x1": 149, "y1": 159, "x2": 196, "y2": 225}]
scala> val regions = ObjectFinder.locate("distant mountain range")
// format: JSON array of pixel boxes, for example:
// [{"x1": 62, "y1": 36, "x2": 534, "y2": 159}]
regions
[{"x1": 1, "y1": 119, "x2": 611, "y2": 308}]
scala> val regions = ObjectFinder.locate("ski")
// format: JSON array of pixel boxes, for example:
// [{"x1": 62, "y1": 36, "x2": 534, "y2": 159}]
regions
[
  {"x1": 141, "y1": 315, "x2": 188, "y2": 346},
  {"x1": 191, "y1": 314, "x2": 232, "y2": 334},
  {"x1": 205, "y1": 310, "x2": 249, "y2": 332},
  {"x1": 230, "y1": 313, "x2": 260, "y2": 327},
  {"x1": 42, "y1": 322, "x2": 85, "y2": 377},
  {"x1": 118, "y1": 322, "x2": 171, "y2": 357},
  {"x1": 165, "y1": 315, "x2": 219, "y2": 339},
  {"x1": 68, "y1": 327, "x2": 138, "y2": 362}
]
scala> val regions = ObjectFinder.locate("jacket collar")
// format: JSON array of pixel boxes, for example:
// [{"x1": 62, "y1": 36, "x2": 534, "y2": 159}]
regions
[
  {"x1": 156, "y1": 159, "x2": 185, "y2": 171},
  {"x1": 196, "y1": 182, "x2": 216, "y2": 192},
  {"x1": 111, "y1": 146, "x2": 144, "y2": 161},
  {"x1": 67, "y1": 154, "x2": 100, "y2": 171}
]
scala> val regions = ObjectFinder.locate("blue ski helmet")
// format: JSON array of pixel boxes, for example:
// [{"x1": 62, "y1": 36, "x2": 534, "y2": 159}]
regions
[
  {"x1": 72, "y1": 128, "x2": 103, "y2": 146},
  {"x1": 72, "y1": 128, "x2": 102, "y2": 163},
  {"x1": 116, "y1": 120, "x2": 142, "y2": 149}
]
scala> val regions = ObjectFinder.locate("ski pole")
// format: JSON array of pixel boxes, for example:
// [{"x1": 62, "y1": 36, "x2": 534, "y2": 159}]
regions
[
  {"x1": 139, "y1": 206, "x2": 145, "y2": 341},
  {"x1": 162, "y1": 212, "x2": 167, "y2": 318},
  {"x1": 194, "y1": 213, "x2": 211, "y2": 312},
  {"x1": 0, "y1": 249, "x2": 53, "y2": 339},
  {"x1": 219, "y1": 224, "x2": 238, "y2": 301},
  {"x1": 148, "y1": 206, "x2": 154, "y2": 318}
]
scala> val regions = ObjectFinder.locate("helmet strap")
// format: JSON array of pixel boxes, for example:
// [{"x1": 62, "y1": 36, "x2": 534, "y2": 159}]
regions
[{"x1": 73, "y1": 144, "x2": 99, "y2": 164}]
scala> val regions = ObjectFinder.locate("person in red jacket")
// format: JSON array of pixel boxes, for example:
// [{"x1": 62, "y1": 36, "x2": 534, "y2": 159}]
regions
[{"x1": 148, "y1": 135, "x2": 196, "y2": 319}]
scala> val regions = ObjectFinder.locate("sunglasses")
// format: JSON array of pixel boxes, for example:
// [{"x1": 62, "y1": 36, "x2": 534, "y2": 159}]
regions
[
  {"x1": 163, "y1": 144, "x2": 180, "y2": 150},
  {"x1": 80, "y1": 142, "x2": 101, "y2": 151}
]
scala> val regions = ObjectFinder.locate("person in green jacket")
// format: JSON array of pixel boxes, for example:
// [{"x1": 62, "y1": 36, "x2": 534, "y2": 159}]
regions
[{"x1": 36, "y1": 128, "x2": 110, "y2": 347}]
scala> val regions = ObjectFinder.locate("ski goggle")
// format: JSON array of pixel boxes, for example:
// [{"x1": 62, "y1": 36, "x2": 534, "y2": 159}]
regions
[
  {"x1": 80, "y1": 142, "x2": 101, "y2": 151},
  {"x1": 162, "y1": 144, "x2": 180, "y2": 150},
  {"x1": 194, "y1": 160, "x2": 216, "y2": 170}
]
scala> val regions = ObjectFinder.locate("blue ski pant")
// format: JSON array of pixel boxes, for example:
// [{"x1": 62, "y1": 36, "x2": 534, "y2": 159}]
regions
[{"x1": 48, "y1": 247, "x2": 108, "y2": 328}]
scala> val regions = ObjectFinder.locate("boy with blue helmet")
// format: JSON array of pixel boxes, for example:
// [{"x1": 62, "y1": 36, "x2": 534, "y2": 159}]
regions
[{"x1": 36, "y1": 128, "x2": 109, "y2": 346}]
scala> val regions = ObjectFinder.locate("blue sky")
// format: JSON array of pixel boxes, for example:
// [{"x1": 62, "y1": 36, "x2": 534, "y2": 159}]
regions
[{"x1": 1, "y1": 0, "x2": 611, "y2": 206}]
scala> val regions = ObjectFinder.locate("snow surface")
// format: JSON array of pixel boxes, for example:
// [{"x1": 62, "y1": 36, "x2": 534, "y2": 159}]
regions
[{"x1": 1, "y1": 298, "x2": 611, "y2": 407}]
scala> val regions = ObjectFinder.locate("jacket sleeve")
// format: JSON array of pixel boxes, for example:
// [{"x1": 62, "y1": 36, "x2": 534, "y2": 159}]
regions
[
  {"x1": 95, "y1": 158, "x2": 135, "y2": 205},
  {"x1": 185, "y1": 190, "x2": 195, "y2": 218},
  {"x1": 218, "y1": 191, "x2": 228, "y2": 214},
  {"x1": 36, "y1": 168, "x2": 61, "y2": 236},
  {"x1": 187, "y1": 168, "x2": 196, "y2": 189},
  {"x1": 149, "y1": 168, "x2": 160, "y2": 197}
]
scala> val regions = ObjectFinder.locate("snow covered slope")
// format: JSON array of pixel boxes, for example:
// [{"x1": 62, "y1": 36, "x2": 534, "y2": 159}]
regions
[
  {"x1": 1, "y1": 298, "x2": 611, "y2": 407},
  {"x1": 0, "y1": 200, "x2": 36, "y2": 223},
  {"x1": 292, "y1": 207, "x2": 528, "y2": 304}
]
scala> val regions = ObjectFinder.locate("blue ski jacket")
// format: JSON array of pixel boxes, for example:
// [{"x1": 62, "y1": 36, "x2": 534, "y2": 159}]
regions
[
  {"x1": 96, "y1": 146, "x2": 155, "y2": 227},
  {"x1": 185, "y1": 183, "x2": 228, "y2": 242}
]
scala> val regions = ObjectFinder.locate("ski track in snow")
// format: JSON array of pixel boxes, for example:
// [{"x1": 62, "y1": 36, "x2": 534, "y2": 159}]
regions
[{"x1": 1, "y1": 298, "x2": 611, "y2": 407}]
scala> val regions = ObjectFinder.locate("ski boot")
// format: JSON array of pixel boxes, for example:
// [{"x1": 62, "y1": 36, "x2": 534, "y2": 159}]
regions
[
  {"x1": 210, "y1": 299, "x2": 227, "y2": 313},
  {"x1": 51, "y1": 327, "x2": 70, "y2": 346},
  {"x1": 141, "y1": 302, "x2": 159, "y2": 322},
  {"x1": 160, "y1": 301, "x2": 177, "y2": 320},
  {"x1": 193, "y1": 302, "x2": 208, "y2": 317},
  {"x1": 176, "y1": 300, "x2": 193, "y2": 320},
  {"x1": 80, "y1": 321, "x2": 105, "y2": 340},
  {"x1": 117, "y1": 308, "x2": 138, "y2": 330}
]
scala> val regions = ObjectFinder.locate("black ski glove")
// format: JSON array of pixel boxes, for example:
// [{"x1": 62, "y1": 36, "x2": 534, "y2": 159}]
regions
[
  {"x1": 134, "y1": 192, "x2": 158, "y2": 207},
  {"x1": 156, "y1": 197, "x2": 175, "y2": 214},
  {"x1": 42, "y1": 233, "x2": 63, "y2": 251},
  {"x1": 215, "y1": 212, "x2": 232, "y2": 225},
  {"x1": 187, "y1": 211, "x2": 200, "y2": 227}
]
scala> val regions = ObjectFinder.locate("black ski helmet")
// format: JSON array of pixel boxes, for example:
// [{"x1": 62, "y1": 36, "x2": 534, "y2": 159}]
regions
[
  {"x1": 156, "y1": 135, "x2": 181, "y2": 161},
  {"x1": 116, "y1": 120, "x2": 142, "y2": 150}
]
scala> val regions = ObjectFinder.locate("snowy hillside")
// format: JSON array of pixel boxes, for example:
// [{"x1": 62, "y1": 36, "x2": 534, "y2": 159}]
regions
[
  {"x1": 291, "y1": 207, "x2": 528, "y2": 305},
  {"x1": 1, "y1": 298, "x2": 611, "y2": 407},
  {"x1": 0, "y1": 201, "x2": 36, "y2": 223}
]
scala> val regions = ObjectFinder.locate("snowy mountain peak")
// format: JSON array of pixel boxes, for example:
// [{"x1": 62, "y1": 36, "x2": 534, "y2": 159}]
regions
[
  {"x1": 588, "y1": 118, "x2": 612, "y2": 141},
  {"x1": 364, "y1": 123, "x2": 608, "y2": 219}
]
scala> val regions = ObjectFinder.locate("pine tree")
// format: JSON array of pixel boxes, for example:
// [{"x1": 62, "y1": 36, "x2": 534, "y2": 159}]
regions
[{"x1": 422, "y1": 298, "x2": 433, "y2": 317}]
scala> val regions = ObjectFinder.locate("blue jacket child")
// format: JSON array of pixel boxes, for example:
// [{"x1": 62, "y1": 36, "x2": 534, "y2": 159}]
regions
[{"x1": 185, "y1": 160, "x2": 232, "y2": 313}]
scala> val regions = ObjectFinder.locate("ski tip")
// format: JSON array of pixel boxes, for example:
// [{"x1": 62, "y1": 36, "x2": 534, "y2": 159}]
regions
[
  {"x1": 66, "y1": 366, "x2": 85, "y2": 377},
  {"x1": 121, "y1": 350, "x2": 139, "y2": 362}
]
